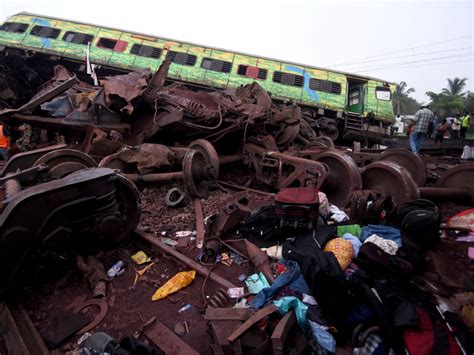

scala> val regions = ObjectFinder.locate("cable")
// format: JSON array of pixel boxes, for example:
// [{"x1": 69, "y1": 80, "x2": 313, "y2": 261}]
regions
[
  {"x1": 333, "y1": 47, "x2": 474, "y2": 68},
  {"x1": 357, "y1": 58, "x2": 474, "y2": 73},
  {"x1": 330, "y1": 35, "x2": 473, "y2": 67},
  {"x1": 350, "y1": 52, "x2": 473, "y2": 72}
]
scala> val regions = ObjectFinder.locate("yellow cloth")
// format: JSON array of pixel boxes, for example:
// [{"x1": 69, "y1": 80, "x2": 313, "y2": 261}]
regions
[
  {"x1": 461, "y1": 115, "x2": 471, "y2": 128},
  {"x1": 152, "y1": 270, "x2": 196, "y2": 301},
  {"x1": 323, "y1": 238, "x2": 354, "y2": 271}
]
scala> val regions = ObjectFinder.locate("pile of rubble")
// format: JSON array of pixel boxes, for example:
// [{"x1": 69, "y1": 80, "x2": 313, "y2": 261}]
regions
[{"x1": 0, "y1": 62, "x2": 473, "y2": 354}]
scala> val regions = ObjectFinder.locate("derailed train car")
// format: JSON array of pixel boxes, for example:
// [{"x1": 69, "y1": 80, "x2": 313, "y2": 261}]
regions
[{"x1": 0, "y1": 12, "x2": 396, "y2": 142}]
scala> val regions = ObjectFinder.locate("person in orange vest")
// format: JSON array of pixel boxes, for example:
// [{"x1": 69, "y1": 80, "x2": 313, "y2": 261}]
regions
[{"x1": 0, "y1": 124, "x2": 10, "y2": 161}]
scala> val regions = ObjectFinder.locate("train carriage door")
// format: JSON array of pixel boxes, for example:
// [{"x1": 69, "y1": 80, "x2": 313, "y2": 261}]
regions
[{"x1": 347, "y1": 78, "x2": 366, "y2": 114}]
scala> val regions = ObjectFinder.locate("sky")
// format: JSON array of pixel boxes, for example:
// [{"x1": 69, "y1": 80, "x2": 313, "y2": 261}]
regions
[{"x1": 1, "y1": 0, "x2": 472, "y2": 103}]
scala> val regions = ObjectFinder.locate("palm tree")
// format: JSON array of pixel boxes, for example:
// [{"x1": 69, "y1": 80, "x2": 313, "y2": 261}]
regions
[
  {"x1": 393, "y1": 81, "x2": 415, "y2": 115},
  {"x1": 441, "y1": 77, "x2": 467, "y2": 97}
]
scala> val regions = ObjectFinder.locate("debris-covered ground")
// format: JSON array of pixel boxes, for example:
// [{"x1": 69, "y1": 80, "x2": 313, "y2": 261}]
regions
[{"x1": 0, "y1": 60, "x2": 473, "y2": 354}]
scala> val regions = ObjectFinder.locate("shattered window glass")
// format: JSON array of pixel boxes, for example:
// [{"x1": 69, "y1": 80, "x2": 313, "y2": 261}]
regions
[
  {"x1": 201, "y1": 58, "x2": 232, "y2": 73},
  {"x1": 0, "y1": 22, "x2": 29, "y2": 34},
  {"x1": 273, "y1": 71, "x2": 304, "y2": 87},
  {"x1": 30, "y1": 25, "x2": 61, "y2": 39},
  {"x1": 63, "y1": 31, "x2": 94, "y2": 46},
  {"x1": 166, "y1": 51, "x2": 197, "y2": 66},
  {"x1": 131, "y1": 44, "x2": 161, "y2": 59},
  {"x1": 309, "y1": 79, "x2": 342, "y2": 95}
]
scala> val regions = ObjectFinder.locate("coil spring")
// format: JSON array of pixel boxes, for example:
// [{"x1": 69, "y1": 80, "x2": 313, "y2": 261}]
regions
[{"x1": 206, "y1": 288, "x2": 229, "y2": 309}]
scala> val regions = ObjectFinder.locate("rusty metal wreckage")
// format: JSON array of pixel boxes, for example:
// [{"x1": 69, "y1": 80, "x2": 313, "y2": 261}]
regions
[{"x1": 0, "y1": 58, "x2": 473, "y2": 351}]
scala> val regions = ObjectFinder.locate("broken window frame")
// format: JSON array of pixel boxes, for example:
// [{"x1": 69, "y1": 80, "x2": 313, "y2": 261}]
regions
[
  {"x1": 201, "y1": 58, "x2": 233, "y2": 73},
  {"x1": 309, "y1": 78, "x2": 342, "y2": 95},
  {"x1": 349, "y1": 89, "x2": 360, "y2": 106},
  {"x1": 375, "y1": 86, "x2": 391, "y2": 101},
  {"x1": 62, "y1": 31, "x2": 94, "y2": 46},
  {"x1": 30, "y1": 25, "x2": 61, "y2": 39},
  {"x1": 96, "y1": 37, "x2": 128, "y2": 52},
  {"x1": 272, "y1": 71, "x2": 304, "y2": 87},
  {"x1": 166, "y1": 51, "x2": 197, "y2": 66},
  {"x1": 0, "y1": 22, "x2": 29, "y2": 34},
  {"x1": 237, "y1": 65, "x2": 268, "y2": 80},
  {"x1": 130, "y1": 43, "x2": 162, "y2": 59}
]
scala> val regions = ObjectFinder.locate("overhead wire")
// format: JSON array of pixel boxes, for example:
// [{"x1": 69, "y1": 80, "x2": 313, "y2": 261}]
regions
[
  {"x1": 356, "y1": 58, "x2": 474, "y2": 73},
  {"x1": 330, "y1": 34, "x2": 473, "y2": 67}
]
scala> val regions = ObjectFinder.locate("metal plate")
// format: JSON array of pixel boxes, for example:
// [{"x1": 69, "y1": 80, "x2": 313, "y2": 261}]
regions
[
  {"x1": 314, "y1": 151, "x2": 362, "y2": 207},
  {"x1": 361, "y1": 160, "x2": 419, "y2": 209},
  {"x1": 375, "y1": 148, "x2": 426, "y2": 186}
]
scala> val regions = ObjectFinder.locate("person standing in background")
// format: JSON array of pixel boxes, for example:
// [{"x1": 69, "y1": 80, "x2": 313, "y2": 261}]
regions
[
  {"x1": 460, "y1": 111, "x2": 471, "y2": 141},
  {"x1": 430, "y1": 112, "x2": 439, "y2": 137},
  {"x1": 409, "y1": 105, "x2": 434, "y2": 154},
  {"x1": 434, "y1": 118, "x2": 449, "y2": 146},
  {"x1": 0, "y1": 124, "x2": 10, "y2": 161},
  {"x1": 452, "y1": 113, "x2": 462, "y2": 139}
]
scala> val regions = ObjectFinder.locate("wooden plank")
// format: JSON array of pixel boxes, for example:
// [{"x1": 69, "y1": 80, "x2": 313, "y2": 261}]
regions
[
  {"x1": 9, "y1": 305, "x2": 49, "y2": 354},
  {"x1": 227, "y1": 304, "x2": 279, "y2": 342},
  {"x1": 145, "y1": 320, "x2": 199, "y2": 355},
  {"x1": 271, "y1": 310, "x2": 296, "y2": 354},
  {"x1": 0, "y1": 303, "x2": 29, "y2": 354}
]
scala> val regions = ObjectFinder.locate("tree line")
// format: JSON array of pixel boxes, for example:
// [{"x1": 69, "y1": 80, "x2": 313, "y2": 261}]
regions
[{"x1": 393, "y1": 77, "x2": 474, "y2": 117}]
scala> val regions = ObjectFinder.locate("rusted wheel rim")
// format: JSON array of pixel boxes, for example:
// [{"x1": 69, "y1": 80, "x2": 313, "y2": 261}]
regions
[
  {"x1": 435, "y1": 163, "x2": 474, "y2": 196},
  {"x1": 34, "y1": 149, "x2": 97, "y2": 177},
  {"x1": 305, "y1": 136, "x2": 335, "y2": 149},
  {"x1": 183, "y1": 149, "x2": 215, "y2": 198},
  {"x1": 361, "y1": 161, "x2": 419, "y2": 209},
  {"x1": 314, "y1": 151, "x2": 362, "y2": 207},
  {"x1": 188, "y1": 139, "x2": 220, "y2": 178},
  {"x1": 98, "y1": 153, "x2": 129, "y2": 172},
  {"x1": 376, "y1": 148, "x2": 426, "y2": 186}
]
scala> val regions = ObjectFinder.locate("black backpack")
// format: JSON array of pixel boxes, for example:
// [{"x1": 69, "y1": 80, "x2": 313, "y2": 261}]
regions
[{"x1": 399, "y1": 199, "x2": 441, "y2": 250}]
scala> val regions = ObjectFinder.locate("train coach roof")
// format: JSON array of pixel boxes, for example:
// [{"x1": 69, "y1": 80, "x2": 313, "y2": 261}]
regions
[{"x1": 8, "y1": 12, "x2": 395, "y2": 85}]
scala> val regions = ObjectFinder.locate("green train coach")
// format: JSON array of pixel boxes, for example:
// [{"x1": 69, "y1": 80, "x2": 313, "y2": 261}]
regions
[{"x1": 0, "y1": 12, "x2": 396, "y2": 141}]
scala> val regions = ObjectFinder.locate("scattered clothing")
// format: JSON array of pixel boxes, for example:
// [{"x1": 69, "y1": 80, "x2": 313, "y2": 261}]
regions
[
  {"x1": 308, "y1": 320, "x2": 336, "y2": 353},
  {"x1": 342, "y1": 233, "x2": 362, "y2": 256},
  {"x1": 318, "y1": 191, "x2": 330, "y2": 218},
  {"x1": 360, "y1": 225, "x2": 402, "y2": 247},
  {"x1": 323, "y1": 238, "x2": 355, "y2": 270},
  {"x1": 245, "y1": 272, "x2": 270, "y2": 295},
  {"x1": 364, "y1": 234, "x2": 398, "y2": 255},
  {"x1": 273, "y1": 296, "x2": 308, "y2": 330},
  {"x1": 250, "y1": 261, "x2": 309, "y2": 308},
  {"x1": 337, "y1": 224, "x2": 361, "y2": 238},
  {"x1": 328, "y1": 204, "x2": 349, "y2": 223}
]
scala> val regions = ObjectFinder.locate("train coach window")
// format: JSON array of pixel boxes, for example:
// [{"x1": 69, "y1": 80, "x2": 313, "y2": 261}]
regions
[
  {"x1": 166, "y1": 51, "x2": 197, "y2": 66},
  {"x1": 309, "y1": 79, "x2": 342, "y2": 94},
  {"x1": 237, "y1": 65, "x2": 267, "y2": 80},
  {"x1": 131, "y1": 44, "x2": 162, "y2": 59},
  {"x1": 201, "y1": 58, "x2": 232, "y2": 73},
  {"x1": 349, "y1": 89, "x2": 360, "y2": 106},
  {"x1": 0, "y1": 22, "x2": 29, "y2": 33},
  {"x1": 273, "y1": 71, "x2": 304, "y2": 87},
  {"x1": 97, "y1": 38, "x2": 128, "y2": 52},
  {"x1": 63, "y1": 31, "x2": 94, "y2": 45},
  {"x1": 30, "y1": 25, "x2": 61, "y2": 39},
  {"x1": 376, "y1": 87, "x2": 391, "y2": 101}
]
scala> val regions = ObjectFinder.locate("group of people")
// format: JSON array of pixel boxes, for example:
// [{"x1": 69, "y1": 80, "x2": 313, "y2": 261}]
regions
[{"x1": 408, "y1": 106, "x2": 472, "y2": 154}]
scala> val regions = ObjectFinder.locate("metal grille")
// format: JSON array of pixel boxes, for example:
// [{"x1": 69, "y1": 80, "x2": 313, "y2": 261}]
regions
[
  {"x1": 62, "y1": 31, "x2": 94, "y2": 46},
  {"x1": 0, "y1": 22, "x2": 28, "y2": 34},
  {"x1": 30, "y1": 25, "x2": 61, "y2": 39},
  {"x1": 201, "y1": 58, "x2": 232, "y2": 73},
  {"x1": 131, "y1": 44, "x2": 162, "y2": 59},
  {"x1": 167, "y1": 51, "x2": 197, "y2": 66},
  {"x1": 309, "y1": 79, "x2": 342, "y2": 94},
  {"x1": 273, "y1": 71, "x2": 304, "y2": 87},
  {"x1": 97, "y1": 38, "x2": 117, "y2": 49}
]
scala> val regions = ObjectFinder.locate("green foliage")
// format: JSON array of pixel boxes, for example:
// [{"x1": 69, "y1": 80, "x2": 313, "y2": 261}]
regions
[
  {"x1": 425, "y1": 77, "x2": 469, "y2": 116},
  {"x1": 392, "y1": 81, "x2": 420, "y2": 115}
]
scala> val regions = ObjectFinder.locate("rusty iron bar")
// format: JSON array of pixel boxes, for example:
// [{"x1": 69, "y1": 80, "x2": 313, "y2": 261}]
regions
[
  {"x1": 194, "y1": 197, "x2": 205, "y2": 249},
  {"x1": 144, "y1": 319, "x2": 199, "y2": 355},
  {"x1": 219, "y1": 155, "x2": 244, "y2": 165},
  {"x1": 125, "y1": 172, "x2": 183, "y2": 183},
  {"x1": 418, "y1": 187, "x2": 471, "y2": 201},
  {"x1": 217, "y1": 181, "x2": 274, "y2": 196},
  {"x1": 135, "y1": 230, "x2": 237, "y2": 289}
]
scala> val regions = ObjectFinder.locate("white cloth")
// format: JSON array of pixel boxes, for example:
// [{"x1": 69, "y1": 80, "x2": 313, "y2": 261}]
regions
[
  {"x1": 329, "y1": 204, "x2": 349, "y2": 222},
  {"x1": 364, "y1": 234, "x2": 398, "y2": 255}
]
